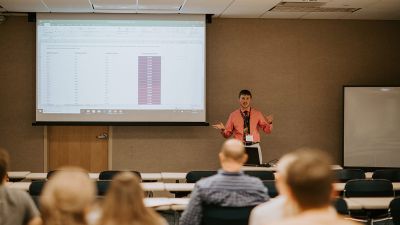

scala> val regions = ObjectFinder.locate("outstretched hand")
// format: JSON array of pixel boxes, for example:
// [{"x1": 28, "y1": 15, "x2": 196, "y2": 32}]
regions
[{"x1": 212, "y1": 122, "x2": 225, "y2": 130}]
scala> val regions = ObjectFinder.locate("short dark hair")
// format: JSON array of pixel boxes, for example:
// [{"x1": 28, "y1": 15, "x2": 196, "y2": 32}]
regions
[
  {"x1": 286, "y1": 148, "x2": 334, "y2": 210},
  {"x1": 0, "y1": 148, "x2": 10, "y2": 181},
  {"x1": 238, "y1": 89, "x2": 252, "y2": 98}
]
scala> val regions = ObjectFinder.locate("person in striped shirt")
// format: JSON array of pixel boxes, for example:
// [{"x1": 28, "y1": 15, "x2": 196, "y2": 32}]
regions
[{"x1": 179, "y1": 139, "x2": 269, "y2": 225}]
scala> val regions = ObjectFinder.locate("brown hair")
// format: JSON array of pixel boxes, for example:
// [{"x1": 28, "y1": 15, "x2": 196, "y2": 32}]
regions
[
  {"x1": 238, "y1": 89, "x2": 252, "y2": 98},
  {"x1": 98, "y1": 172, "x2": 164, "y2": 225},
  {"x1": 0, "y1": 148, "x2": 10, "y2": 181},
  {"x1": 286, "y1": 148, "x2": 334, "y2": 210},
  {"x1": 40, "y1": 167, "x2": 95, "y2": 225}
]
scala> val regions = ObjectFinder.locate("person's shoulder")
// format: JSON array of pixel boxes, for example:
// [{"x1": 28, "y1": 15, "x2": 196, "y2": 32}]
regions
[
  {"x1": 250, "y1": 108, "x2": 263, "y2": 114},
  {"x1": 196, "y1": 173, "x2": 220, "y2": 187},
  {"x1": 244, "y1": 173, "x2": 265, "y2": 184},
  {"x1": 229, "y1": 109, "x2": 241, "y2": 115},
  {"x1": 8, "y1": 186, "x2": 32, "y2": 198},
  {"x1": 253, "y1": 196, "x2": 284, "y2": 214},
  {"x1": 2, "y1": 186, "x2": 32, "y2": 204},
  {"x1": 270, "y1": 214, "x2": 362, "y2": 225}
]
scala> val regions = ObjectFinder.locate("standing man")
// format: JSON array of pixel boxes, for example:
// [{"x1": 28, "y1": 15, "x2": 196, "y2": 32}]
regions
[{"x1": 213, "y1": 90, "x2": 273, "y2": 163}]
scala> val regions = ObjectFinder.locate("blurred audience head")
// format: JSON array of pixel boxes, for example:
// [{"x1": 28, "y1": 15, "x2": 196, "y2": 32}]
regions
[
  {"x1": 284, "y1": 148, "x2": 334, "y2": 210},
  {"x1": 40, "y1": 167, "x2": 95, "y2": 225},
  {"x1": 219, "y1": 139, "x2": 248, "y2": 169},
  {"x1": 0, "y1": 148, "x2": 10, "y2": 183},
  {"x1": 98, "y1": 172, "x2": 163, "y2": 225}
]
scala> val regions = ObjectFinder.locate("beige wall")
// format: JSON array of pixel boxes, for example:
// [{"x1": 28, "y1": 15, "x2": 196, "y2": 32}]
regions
[{"x1": 0, "y1": 16, "x2": 399, "y2": 172}]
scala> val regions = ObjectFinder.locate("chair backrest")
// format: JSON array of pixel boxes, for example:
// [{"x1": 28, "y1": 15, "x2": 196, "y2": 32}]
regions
[
  {"x1": 390, "y1": 198, "x2": 400, "y2": 225},
  {"x1": 186, "y1": 171, "x2": 217, "y2": 183},
  {"x1": 29, "y1": 180, "x2": 46, "y2": 208},
  {"x1": 244, "y1": 171, "x2": 275, "y2": 181},
  {"x1": 333, "y1": 198, "x2": 349, "y2": 215},
  {"x1": 373, "y1": 169, "x2": 400, "y2": 182},
  {"x1": 201, "y1": 204, "x2": 255, "y2": 225},
  {"x1": 96, "y1": 180, "x2": 111, "y2": 196},
  {"x1": 98, "y1": 170, "x2": 141, "y2": 180},
  {"x1": 334, "y1": 169, "x2": 365, "y2": 183},
  {"x1": 344, "y1": 179, "x2": 394, "y2": 197},
  {"x1": 262, "y1": 180, "x2": 278, "y2": 198},
  {"x1": 29, "y1": 180, "x2": 46, "y2": 196}
]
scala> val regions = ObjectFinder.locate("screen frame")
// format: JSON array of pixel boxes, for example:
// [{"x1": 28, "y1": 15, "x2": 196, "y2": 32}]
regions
[{"x1": 34, "y1": 13, "x2": 207, "y2": 125}]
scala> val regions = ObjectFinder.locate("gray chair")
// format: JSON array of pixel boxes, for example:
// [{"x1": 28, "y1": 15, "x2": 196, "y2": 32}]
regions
[
  {"x1": 29, "y1": 180, "x2": 46, "y2": 207},
  {"x1": 390, "y1": 198, "x2": 400, "y2": 225},
  {"x1": 335, "y1": 169, "x2": 365, "y2": 183},
  {"x1": 262, "y1": 180, "x2": 278, "y2": 198}
]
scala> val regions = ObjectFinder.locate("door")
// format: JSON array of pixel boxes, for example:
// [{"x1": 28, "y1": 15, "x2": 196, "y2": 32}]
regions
[{"x1": 48, "y1": 126, "x2": 109, "y2": 172}]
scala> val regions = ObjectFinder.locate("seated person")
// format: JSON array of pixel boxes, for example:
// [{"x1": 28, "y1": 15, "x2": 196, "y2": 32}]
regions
[
  {"x1": 249, "y1": 152, "x2": 299, "y2": 225},
  {"x1": 0, "y1": 148, "x2": 41, "y2": 225},
  {"x1": 179, "y1": 139, "x2": 269, "y2": 225},
  {"x1": 97, "y1": 172, "x2": 166, "y2": 225},
  {"x1": 269, "y1": 148, "x2": 360, "y2": 225},
  {"x1": 39, "y1": 167, "x2": 95, "y2": 225}
]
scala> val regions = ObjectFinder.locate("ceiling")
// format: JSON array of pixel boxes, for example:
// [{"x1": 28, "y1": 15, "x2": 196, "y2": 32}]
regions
[{"x1": 0, "y1": 0, "x2": 399, "y2": 20}]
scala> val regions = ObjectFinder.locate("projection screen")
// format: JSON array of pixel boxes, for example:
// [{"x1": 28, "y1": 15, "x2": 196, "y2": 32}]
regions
[{"x1": 36, "y1": 13, "x2": 206, "y2": 123}]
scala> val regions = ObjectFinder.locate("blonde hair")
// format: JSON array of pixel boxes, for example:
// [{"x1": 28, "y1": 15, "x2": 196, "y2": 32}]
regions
[
  {"x1": 40, "y1": 167, "x2": 95, "y2": 225},
  {"x1": 98, "y1": 172, "x2": 164, "y2": 225}
]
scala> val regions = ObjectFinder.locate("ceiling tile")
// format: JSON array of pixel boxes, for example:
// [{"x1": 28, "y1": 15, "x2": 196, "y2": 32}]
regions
[
  {"x1": 93, "y1": 9, "x2": 137, "y2": 13},
  {"x1": 180, "y1": 0, "x2": 233, "y2": 17},
  {"x1": 0, "y1": 0, "x2": 399, "y2": 20},
  {"x1": 138, "y1": 0, "x2": 183, "y2": 10},
  {"x1": 0, "y1": 0, "x2": 49, "y2": 12},
  {"x1": 91, "y1": 0, "x2": 136, "y2": 10},
  {"x1": 221, "y1": 0, "x2": 281, "y2": 18},
  {"x1": 43, "y1": 0, "x2": 93, "y2": 12},
  {"x1": 136, "y1": 9, "x2": 181, "y2": 13},
  {"x1": 371, "y1": 0, "x2": 400, "y2": 10},
  {"x1": 301, "y1": 12, "x2": 353, "y2": 19},
  {"x1": 261, "y1": 11, "x2": 307, "y2": 19},
  {"x1": 325, "y1": 0, "x2": 378, "y2": 8},
  {"x1": 342, "y1": 8, "x2": 400, "y2": 20}
]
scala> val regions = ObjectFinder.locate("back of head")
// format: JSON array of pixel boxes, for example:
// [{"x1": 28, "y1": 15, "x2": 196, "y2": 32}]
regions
[
  {"x1": 285, "y1": 148, "x2": 334, "y2": 210},
  {"x1": 0, "y1": 148, "x2": 10, "y2": 182},
  {"x1": 99, "y1": 172, "x2": 162, "y2": 225},
  {"x1": 220, "y1": 139, "x2": 246, "y2": 162},
  {"x1": 40, "y1": 167, "x2": 95, "y2": 225}
]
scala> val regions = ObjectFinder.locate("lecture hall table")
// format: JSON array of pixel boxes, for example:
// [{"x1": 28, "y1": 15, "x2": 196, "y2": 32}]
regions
[
  {"x1": 24, "y1": 172, "x2": 162, "y2": 181},
  {"x1": 8, "y1": 181, "x2": 166, "y2": 192}
]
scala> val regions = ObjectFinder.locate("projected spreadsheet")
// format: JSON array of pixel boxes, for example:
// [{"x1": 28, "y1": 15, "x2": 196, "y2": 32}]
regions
[
  {"x1": 35, "y1": 15, "x2": 205, "y2": 122},
  {"x1": 37, "y1": 20, "x2": 204, "y2": 113},
  {"x1": 138, "y1": 56, "x2": 161, "y2": 105}
]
